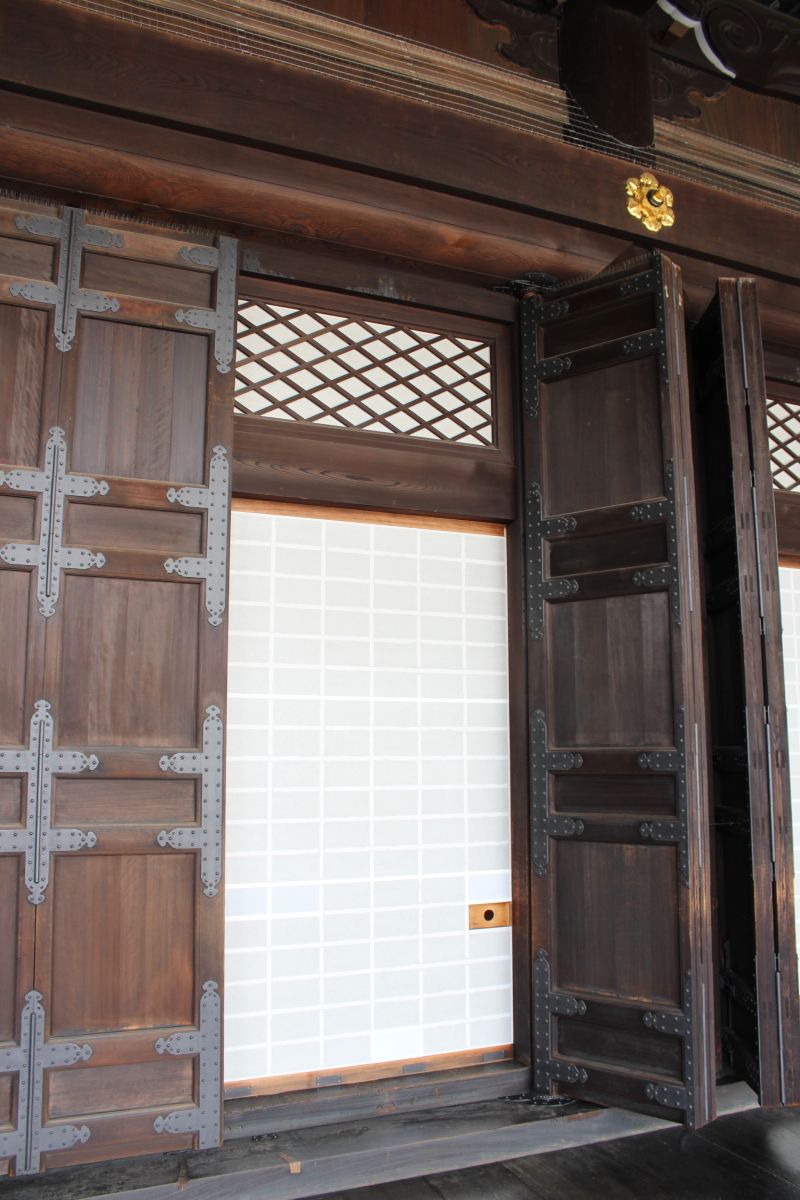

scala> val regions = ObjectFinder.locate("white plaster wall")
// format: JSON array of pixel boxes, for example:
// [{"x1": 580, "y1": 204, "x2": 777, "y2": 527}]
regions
[{"x1": 224, "y1": 508, "x2": 513, "y2": 1083}]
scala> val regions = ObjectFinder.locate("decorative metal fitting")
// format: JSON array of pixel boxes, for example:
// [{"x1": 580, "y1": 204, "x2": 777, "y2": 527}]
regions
[
  {"x1": 533, "y1": 949, "x2": 588, "y2": 1093},
  {"x1": 496, "y1": 270, "x2": 561, "y2": 298},
  {"x1": 157, "y1": 706, "x2": 224, "y2": 897},
  {"x1": 0, "y1": 427, "x2": 109, "y2": 618},
  {"x1": 0, "y1": 990, "x2": 92, "y2": 1175},
  {"x1": 526, "y1": 483, "x2": 579, "y2": 640},
  {"x1": 154, "y1": 980, "x2": 221, "y2": 1149},
  {"x1": 164, "y1": 445, "x2": 230, "y2": 626},
  {"x1": 0, "y1": 700, "x2": 99, "y2": 904},
  {"x1": 626, "y1": 172, "x2": 675, "y2": 233},
  {"x1": 531, "y1": 710, "x2": 583, "y2": 878}
]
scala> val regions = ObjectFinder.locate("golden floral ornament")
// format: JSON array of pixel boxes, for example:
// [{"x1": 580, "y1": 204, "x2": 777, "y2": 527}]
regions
[{"x1": 625, "y1": 172, "x2": 675, "y2": 233}]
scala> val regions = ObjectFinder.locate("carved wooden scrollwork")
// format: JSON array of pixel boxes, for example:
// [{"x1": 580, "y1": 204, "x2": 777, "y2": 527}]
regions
[
  {"x1": 649, "y1": 52, "x2": 730, "y2": 118},
  {"x1": 702, "y1": 2, "x2": 800, "y2": 96},
  {"x1": 464, "y1": 0, "x2": 800, "y2": 124},
  {"x1": 463, "y1": 0, "x2": 561, "y2": 83}
]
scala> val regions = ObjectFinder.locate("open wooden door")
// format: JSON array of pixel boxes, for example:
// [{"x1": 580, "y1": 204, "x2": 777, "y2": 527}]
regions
[
  {"x1": 0, "y1": 198, "x2": 61, "y2": 1177},
  {"x1": 693, "y1": 278, "x2": 800, "y2": 1107},
  {"x1": 521, "y1": 253, "x2": 716, "y2": 1128},
  {"x1": 0, "y1": 200, "x2": 236, "y2": 1174}
]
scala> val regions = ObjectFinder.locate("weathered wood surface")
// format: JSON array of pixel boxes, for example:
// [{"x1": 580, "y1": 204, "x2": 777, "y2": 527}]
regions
[
  {"x1": 521, "y1": 255, "x2": 715, "y2": 1128},
  {"x1": 0, "y1": 1085, "x2": 761, "y2": 1199},
  {"x1": 1, "y1": 0, "x2": 800, "y2": 285},
  {"x1": 692, "y1": 280, "x2": 800, "y2": 1106}
]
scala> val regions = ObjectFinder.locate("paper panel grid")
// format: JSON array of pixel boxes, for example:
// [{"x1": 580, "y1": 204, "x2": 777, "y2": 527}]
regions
[
  {"x1": 224, "y1": 508, "x2": 513, "y2": 1083},
  {"x1": 780, "y1": 567, "x2": 800, "y2": 961}
]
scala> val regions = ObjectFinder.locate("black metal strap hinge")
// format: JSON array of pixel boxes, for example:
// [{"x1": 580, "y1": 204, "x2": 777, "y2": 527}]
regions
[
  {"x1": 638, "y1": 707, "x2": 689, "y2": 885},
  {"x1": 531, "y1": 710, "x2": 583, "y2": 878},
  {"x1": 630, "y1": 459, "x2": 681, "y2": 626},
  {"x1": 643, "y1": 972, "x2": 695, "y2": 1124},
  {"x1": 533, "y1": 949, "x2": 588, "y2": 1094},
  {"x1": 0, "y1": 991, "x2": 92, "y2": 1175},
  {"x1": 525, "y1": 483, "x2": 579, "y2": 640}
]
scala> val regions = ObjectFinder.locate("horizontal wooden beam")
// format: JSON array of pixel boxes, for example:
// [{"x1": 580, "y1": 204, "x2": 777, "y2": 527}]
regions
[
  {"x1": 0, "y1": 90, "x2": 617, "y2": 287},
  {"x1": 232, "y1": 419, "x2": 516, "y2": 522},
  {"x1": 1, "y1": 0, "x2": 799, "y2": 286}
]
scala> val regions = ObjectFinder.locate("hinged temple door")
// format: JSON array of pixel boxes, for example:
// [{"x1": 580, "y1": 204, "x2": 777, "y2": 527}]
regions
[
  {"x1": 0, "y1": 198, "x2": 61, "y2": 1177},
  {"x1": 0, "y1": 201, "x2": 237, "y2": 1174},
  {"x1": 521, "y1": 254, "x2": 715, "y2": 1128},
  {"x1": 693, "y1": 278, "x2": 800, "y2": 1106}
]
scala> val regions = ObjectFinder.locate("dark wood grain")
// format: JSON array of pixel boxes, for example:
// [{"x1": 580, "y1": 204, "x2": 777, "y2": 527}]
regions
[
  {"x1": 1, "y1": 1, "x2": 800, "y2": 284},
  {"x1": 524, "y1": 254, "x2": 716, "y2": 1128},
  {"x1": 0, "y1": 211, "x2": 239, "y2": 1174},
  {"x1": 692, "y1": 278, "x2": 800, "y2": 1106}
]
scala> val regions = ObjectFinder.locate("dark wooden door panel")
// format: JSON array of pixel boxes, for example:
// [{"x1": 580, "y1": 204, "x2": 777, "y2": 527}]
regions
[
  {"x1": 692, "y1": 278, "x2": 800, "y2": 1107},
  {"x1": 0, "y1": 199, "x2": 66, "y2": 1179},
  {"x1": 522, "y1": 254, "x2": 715, "y2": 1129},
  {"x1": 69, "y1": 319, "x2": 208, "y2": 484},
  {"x1": 542, "y1": 358, "x2": 665, "y2": 515},
  {"x1": 0, "y1": 201, "x2": 236, "y2": 1176}
]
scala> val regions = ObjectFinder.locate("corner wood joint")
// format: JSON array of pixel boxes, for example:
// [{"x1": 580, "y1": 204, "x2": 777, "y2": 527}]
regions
[
  {"x1": 638, "y1": 706, "x2": 689, "y2": 886},
  {"x1": 531, "y1": 710, "x2": 583, "y2": 879},
  {"x1": 0, "y1": 700, "x2": 98, "y2": 905},
  {"x1": 11, "y1": 208, "x2": 121, "y2": 352},
  {"x1": 0, "y1": 991, "x2": 92, "y2": 1175},
  {"x1": 164, "y1": 445, "x2": 231, "y2": 627},
  {"x1": 10, "y1": 207, "x2": 237, "y2": 374},
  {"x1": 630, "y1": 459, "x2": 681, "y2": 626},
  {"x1": 0, "y1": 426, "x2": 108, "y2": 618},
  {"x1": 174, "y1": 236, "x2": 238, "y2": 374},
  {"x1": 157, "y1": 706, "x2": 224, "y2": 897},
  {"x1": 526, "y1": 482, "x2": 578, "y2": 641},
  {"x1": 519, "y1": 257, "x2": 667, "y2": 421},
  {"x1": 642, "y1": 971, "x2": 694, "y2": 1122},
  {"x1": 154, "y1": 981, "x2": 221, "y2": 1149},
  {"x1": 533, "y1": 949, "x2": 588, "y2": 1093}
]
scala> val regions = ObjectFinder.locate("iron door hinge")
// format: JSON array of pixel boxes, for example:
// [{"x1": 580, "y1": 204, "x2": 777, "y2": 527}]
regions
[
  {"x1": 638, "y1": 707, "x2": 689, "y2": 885},
  {"x1": 0, "y1": 700, "x2": 99, "y2": 904},
  {"x1": 174, "y1": 236, "x2": 238, "y2": 373},
  {"x1": 533, "y1": 949, "x2": 588, "y2": 1094},
  {"x1": 0, "y1": 427, "x2": 109, "y2": 617},
  {"x1": 164, "y1": 445, "x2": 230, "y2": 626},
  {"x1": 157, "y1": 706, "x2": 224, "y2": 897},
  {"x1": 11, "y1": 208, "x2": 122, "y2": 352},
  {"x1": 630, "y1": 459, "x2": 681, "y2": 626},
  {"x1": 530, "y1": 710, "x2": 583, "y2": 878},
  {"x1": 154, "y1": 980, "x2": 221, "y2": 1149},
  {"x1": 525, "y1": 482, "x2": 578, "y2": 640},
  {"x1": 643, "y1": 972, "x2": 695, "y2": 1124},
  {"x1": 0, "y1": 990, "x2": 92, "y2": 1175}
]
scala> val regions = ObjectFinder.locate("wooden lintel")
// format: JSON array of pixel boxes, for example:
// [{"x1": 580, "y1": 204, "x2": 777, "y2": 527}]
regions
[{"x1": 0, "y1": 0, "x2": 799, "y2": 288}]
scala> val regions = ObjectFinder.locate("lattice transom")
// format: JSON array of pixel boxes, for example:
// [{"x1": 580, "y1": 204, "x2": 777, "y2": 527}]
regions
[
  {"x1": 767, "y1": 398, "x2": 800, "y2": 491},
  {"x1": 235, "y1": 300, "x2": 495, "y2": 446}
]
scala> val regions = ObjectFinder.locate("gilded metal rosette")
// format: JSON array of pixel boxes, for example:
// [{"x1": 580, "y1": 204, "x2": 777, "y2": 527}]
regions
[{"x1": 626, "y1": 172, "x2": 675, "y2": 232}]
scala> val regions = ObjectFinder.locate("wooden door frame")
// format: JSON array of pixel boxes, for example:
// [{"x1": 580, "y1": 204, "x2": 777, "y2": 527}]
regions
[{"x1": 223, "y1": 266, "x2": 534, "y2": 1124}]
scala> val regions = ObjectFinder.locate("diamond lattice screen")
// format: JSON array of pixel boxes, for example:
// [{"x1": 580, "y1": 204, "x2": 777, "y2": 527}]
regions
[
  {"x1": 235, "y1": 300, "x2": 495, "y2": 447},
  {"x1": 767, "y1": 397, "x2": 800, "y2": 491}
]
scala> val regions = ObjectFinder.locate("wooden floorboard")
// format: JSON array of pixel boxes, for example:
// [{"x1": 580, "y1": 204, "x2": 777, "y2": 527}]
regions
[
  {"x1": 697, "y1": 1105, "x2": 800, "y2": 1190},
  {"x1": 0, "y1": 1088, "x2": 782, "y2": 1200},
  {"x1": 321, "y1": 1106, "x2": 800, "y2": 1200}
]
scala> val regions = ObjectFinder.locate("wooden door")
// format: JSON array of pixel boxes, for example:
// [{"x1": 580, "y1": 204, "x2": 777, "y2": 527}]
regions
[
  {"x1": 0, "y1": 199, "x2": 62, "y2": 1177},
  {"x1": 693, "y1": 278, "x2": 800, "y2": 1107},
  {"x1": 521, "y1": 253, "x2": 716, "y2": 1128},
  {"x1": 0, "y1": 200, "x2": 237, "y2": 1174}
]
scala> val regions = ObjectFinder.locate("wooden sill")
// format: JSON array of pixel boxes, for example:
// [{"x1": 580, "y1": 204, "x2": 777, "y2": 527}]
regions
[
  {"x1": 224, "y1": 1058, "x2": 529, "y2": 1139},
  {"x1": 0, "y1": 1083, "x2": 756, "y2": 1199}
]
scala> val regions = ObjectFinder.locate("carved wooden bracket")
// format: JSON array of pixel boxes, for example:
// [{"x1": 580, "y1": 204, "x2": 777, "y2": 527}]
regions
[{"x1": 464, "y1": 0, "x2": 800, "y2": 143}]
